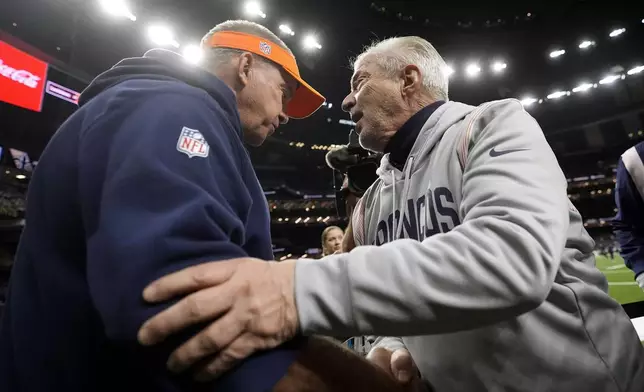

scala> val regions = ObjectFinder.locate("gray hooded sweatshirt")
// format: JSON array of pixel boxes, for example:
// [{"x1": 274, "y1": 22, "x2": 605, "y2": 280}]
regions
[{"x1": 295, "y1": 99, "x2": 644, "y2": 391}]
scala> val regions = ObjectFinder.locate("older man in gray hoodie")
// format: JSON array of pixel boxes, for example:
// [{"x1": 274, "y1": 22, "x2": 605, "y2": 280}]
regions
[{"x1": 137, "y1": 36, "x2": 644, "y2": 392}]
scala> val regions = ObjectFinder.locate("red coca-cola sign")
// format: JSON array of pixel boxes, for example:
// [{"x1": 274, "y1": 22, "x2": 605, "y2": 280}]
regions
[{"x1": 0, "y1": 40, "x2": 48, "y2": 112}]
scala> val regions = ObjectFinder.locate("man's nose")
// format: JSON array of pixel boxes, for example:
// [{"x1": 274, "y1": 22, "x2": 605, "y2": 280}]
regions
[
  {"x1": 279, "y1": 111, "x2": 289, "y2": 125},
  {"x1": 341, "y1": 93, "x2": 355, "y2": 113}
]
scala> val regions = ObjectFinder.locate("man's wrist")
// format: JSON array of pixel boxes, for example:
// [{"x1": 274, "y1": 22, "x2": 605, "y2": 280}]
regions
[{"x1": 273, "y1": 260, "x2": 300, "y2": 336}]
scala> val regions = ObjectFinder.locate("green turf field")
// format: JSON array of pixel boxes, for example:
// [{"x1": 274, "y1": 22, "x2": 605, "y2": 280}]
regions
[{"x1": 596, "y1": 254, "x2": 644, "y2": 305}]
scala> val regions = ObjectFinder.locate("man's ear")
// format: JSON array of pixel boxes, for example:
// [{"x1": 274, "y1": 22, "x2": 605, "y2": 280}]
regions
[
  {"x1": 236, "y1": 52, "x2": 255, "y2": 88},
  {"x1": 401, "y1": 64, "x2": 422, "y2": 97}
]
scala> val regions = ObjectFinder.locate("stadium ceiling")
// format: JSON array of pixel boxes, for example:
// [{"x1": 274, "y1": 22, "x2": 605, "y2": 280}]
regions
[{"x1": 1, "y1": 0, "x2": 644, "y2": 153}]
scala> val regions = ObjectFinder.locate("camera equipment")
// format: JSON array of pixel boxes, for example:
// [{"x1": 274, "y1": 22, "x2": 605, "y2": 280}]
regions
[{"x1": 325, "y1": 130, "x2": 381, "y2": 217}]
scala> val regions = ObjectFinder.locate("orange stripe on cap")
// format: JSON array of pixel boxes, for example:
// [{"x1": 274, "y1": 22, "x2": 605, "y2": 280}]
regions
[{"x1": 207, "y1": 31, "x2": 326, "y2": 119}]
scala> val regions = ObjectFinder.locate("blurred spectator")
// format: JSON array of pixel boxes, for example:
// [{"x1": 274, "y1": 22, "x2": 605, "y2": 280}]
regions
[
  {"x1": 613, "y1": 142, "x2": 644, "y2": 289},
  {"x1": 321, "y1": 226, "x2": 344, "y2": 256}
]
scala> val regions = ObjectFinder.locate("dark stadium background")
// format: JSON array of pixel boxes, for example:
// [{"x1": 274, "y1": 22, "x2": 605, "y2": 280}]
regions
[{"x1": 1, "y1": 0, "x2": 644, "y2": 319}]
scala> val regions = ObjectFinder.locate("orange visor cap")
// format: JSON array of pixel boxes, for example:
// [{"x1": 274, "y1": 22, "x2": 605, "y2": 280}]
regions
[{"x1": 207, "y1": 31, "x2": 326, "y2": 119}]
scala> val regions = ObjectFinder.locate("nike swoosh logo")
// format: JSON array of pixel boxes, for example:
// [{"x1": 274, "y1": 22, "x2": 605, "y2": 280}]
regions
[{"x1": 489, "y1": 148, "x2": 529, "y2": 157}]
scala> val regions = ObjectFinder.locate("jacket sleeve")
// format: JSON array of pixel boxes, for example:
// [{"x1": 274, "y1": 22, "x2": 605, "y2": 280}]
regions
[
  {"x1": 614, "y1": 146, "x2": 644, "y2": 286},
  {"x1": 79, "y1": 93, "x2": 301, "y2": 391},
  {"x1": 295, "y1": 99, "x2": 569, "y2": 337}
]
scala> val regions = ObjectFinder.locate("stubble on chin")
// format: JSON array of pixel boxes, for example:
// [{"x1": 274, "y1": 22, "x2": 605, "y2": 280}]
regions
[{"x1": 358, "y1": 129, "x2": 387, "y2": 153}]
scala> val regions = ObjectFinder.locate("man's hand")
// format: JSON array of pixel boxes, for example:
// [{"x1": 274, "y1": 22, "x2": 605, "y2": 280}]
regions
[
  {"x1": 636, "y1": 274, "x2": 644, "y2": 291},
  {"x1": 137, "y1": 257, "x2": 299, "y2": 381},
  {"x1": 367, "y1": 347, "x2": 424, "y2": 392},
  {"x1": 273, "y1": 337, "x2": 411, "y2": 392}
]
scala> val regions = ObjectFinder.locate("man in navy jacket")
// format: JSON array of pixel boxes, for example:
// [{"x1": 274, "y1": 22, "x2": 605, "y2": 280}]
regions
[
  {"x1": 614, "y1": 141, "x2": 644, "y2": 290},
  {"x1": 0, "y1": 20, "x2": 406, "y2": 392}
]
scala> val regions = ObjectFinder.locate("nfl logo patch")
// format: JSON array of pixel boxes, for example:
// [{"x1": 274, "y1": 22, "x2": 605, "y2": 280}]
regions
[
  {"x1": 176, "y1": 126, "x2": 210, "y2": 158},
  {"x1": 259, "y1": 41, "x2": 272, "y2": 55}
]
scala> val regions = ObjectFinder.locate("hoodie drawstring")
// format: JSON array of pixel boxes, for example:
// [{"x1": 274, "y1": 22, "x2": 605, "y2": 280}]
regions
[
  {"x1": 391, "y1": 171, "x2": 397, "y2": 239},
  {"x1": 392, "y1": 156, "x2": 415, "y2": 241}
]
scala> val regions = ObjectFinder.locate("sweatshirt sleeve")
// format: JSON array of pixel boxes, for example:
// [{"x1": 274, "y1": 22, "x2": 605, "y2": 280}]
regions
[
  {"x1": 295, "y1": 99, "x2": 568, "y2": 337},
  {"x1": 79, "y1": 93, "x2": 301, "y2": 391},
  {"x1": 614, "y1": 146, "x2": 644, "y2": 282},
  {"x1": 369, "y1": 336, "x2": 406, "y2": 352}
]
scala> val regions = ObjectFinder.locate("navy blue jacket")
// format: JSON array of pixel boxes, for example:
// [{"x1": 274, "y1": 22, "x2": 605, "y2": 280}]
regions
[
  {"x1": 614, "y1": 142, "x2": 644, "y2": 278},
  {"x1": 0, "y1": 50, "x2": 302, "y2": 392}
]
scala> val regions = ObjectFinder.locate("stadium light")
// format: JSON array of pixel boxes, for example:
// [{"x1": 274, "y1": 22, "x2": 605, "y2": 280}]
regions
[
  {"x1": 609, "y1": 28, "x2": 626, "y2": 38},
  {"x1": 244, "y1": 2, "x2": 266, "y2": 19},
  {"x1": 491, "y1": 61, "x2": 507, "y2": 74},
  {"x1": 520, "y1": 97, "x2": 538, "y2": 107},
  {"x1": 279, "y1": 24, "x2": 295, "y2": 36},
  {"x1": 182, "y1": 45, "x2": 203, "y2": 65},
  {"x1": 578, "y1": 40, "x2": 595, "y2": 50},
  {"x1": 99, "y1": 0, "x2": 136, "y2": 21},
  {"x1": 547, "y1": 90, "x2": 569, "y2": 100},
  {"x1": 147, "y1": 25, "x2": 179, "y2": 48},
  {"x1": 303, "y1": 35, "x2": 322, "y2": 50},
  {"x1": 599, "y1": 74, "x2": 621, "y2": 85},
  {"x1": 627, "y1": 65, "x2": 644, "y2": 75},
  {"x1": 465, "y1": 63, "x2": 481, "y2": 78},
  {"x1": 549, "y1": 49, "x2": 565, "y2": 58},
  {"x1": 572, "y1": 82, "x2": 595, "y2": 93}
]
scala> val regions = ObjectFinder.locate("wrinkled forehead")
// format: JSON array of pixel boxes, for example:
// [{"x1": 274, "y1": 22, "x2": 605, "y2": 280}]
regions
[{"x1": 350, "y1": 54, "x2": 379, "y2": 84}]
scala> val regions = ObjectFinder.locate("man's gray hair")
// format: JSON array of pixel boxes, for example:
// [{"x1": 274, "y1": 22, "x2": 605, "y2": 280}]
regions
[
  {"x1": 354, "y1": 36, "x2": 449, "y2": 101},
  {"x1": 200, "y1": 20, "x2": 292, "y2": 69}
]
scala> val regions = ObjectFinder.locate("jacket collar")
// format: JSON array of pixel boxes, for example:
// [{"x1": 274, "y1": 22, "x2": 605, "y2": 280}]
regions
[{"x1": 384, "y1": 101, "x2": 445, "y2": 171}]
